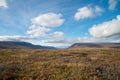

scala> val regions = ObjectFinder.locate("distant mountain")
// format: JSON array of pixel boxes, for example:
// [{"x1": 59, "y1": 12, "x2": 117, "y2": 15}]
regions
[
  {"x1": 70, "y1": 43, "x2": 120, "y2": 48},
  {"x1": 0, "y1": 41, "x2": 56, "y2": 49}
]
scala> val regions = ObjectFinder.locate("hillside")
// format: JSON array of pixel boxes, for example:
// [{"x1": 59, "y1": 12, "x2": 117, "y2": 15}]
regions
[
  {"x1": 70, "y1": 43, "x2": 120, "y2": 48},
  {"x1": 0, "y1": 41, "x2": 56, "y2": 49}
]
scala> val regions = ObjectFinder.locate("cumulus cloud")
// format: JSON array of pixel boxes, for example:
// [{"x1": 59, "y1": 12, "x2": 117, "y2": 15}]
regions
[
  {"x1": 108, "y1": 0, "x2": 119, "y2": 10},
  {"x1": 27, "y1": 13, "x2": 64, "y2": 38},
  {"x1": 74, "y1": 6, "x2": 103, "y2": 20},
  {"x1": 89, "y1": 15, "x2": 120, "y2": 39},
  {"x1": 0, "y1": 36, "x2": 35, "y2": 41},
  {"x1": 40, "y1": 37, "x2": 95, "y2": 48},
  {"x1": 53, "y1": 32, "x2": 64, "y2": 37},
  {"x1": 43, "y1": 37, "x2": 95, "y2": 44},
  {"x1": 27, "y1": 25, "x2": 51, "y2": 37},
  {"x1": 0, "y1": 0, "x2": 8, "y2": 8},
  {"x1": 31, "y1": 13, "x2": 64, "y2": 27},
  {"x1": 47, "y1": 32, "x2": 64, "y2": 38},
  {"x1": 0, "y1": 13, "x2": 64, "y2": 42},
  {"x1": 40, "y1": 40, "x2": 70, "y2": 48}
]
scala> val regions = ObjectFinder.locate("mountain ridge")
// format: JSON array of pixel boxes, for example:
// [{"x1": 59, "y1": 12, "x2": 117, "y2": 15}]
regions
[
  {"x1": 70, "y1": 43, "x2": 120, "y2": 48},
  {"x1": 0, "y1": 41, "x2": 56, "y2": 49}
]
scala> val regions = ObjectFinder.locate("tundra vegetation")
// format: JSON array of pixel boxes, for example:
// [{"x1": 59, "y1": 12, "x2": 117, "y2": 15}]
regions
[{"x1": 0, "y1": 48, "x2": 120, "y2": 80}]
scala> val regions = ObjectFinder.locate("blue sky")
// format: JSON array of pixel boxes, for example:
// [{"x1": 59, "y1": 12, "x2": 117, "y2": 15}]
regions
[{"x1": 0, "y1": 0, "x2": 120, "y2": 47}]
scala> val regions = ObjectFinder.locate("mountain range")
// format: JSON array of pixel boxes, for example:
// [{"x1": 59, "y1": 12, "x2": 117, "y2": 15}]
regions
[
  {"x1": 70, "y1": 43, "x2": 120, "y2": 48},
  {"x1": 0, "y1": 41, "x2": 56, "y2": 49},
  {"x1": 0, "y1": 41, "x2": 120, "y2": 49}
]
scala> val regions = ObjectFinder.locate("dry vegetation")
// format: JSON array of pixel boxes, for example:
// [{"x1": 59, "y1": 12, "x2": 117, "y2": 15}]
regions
[{"x1": 0, "y1": 48, "x2": 120, "y2": 80}]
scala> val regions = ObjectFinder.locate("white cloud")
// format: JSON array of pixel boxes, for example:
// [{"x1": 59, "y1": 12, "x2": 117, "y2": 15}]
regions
[
  {"x1": 74, "y1": 6, "x2": 103, "y2": 20},
  {"x1": 43, "y1": 37, "x2": 95, "y2": 44},
  {"x1": 40, "y1": 37, "x2": 95, "y2": 48},
  {"x1": 108, "y1": 0, "x2": 119, "y2": 10},
  {"x1": 31, "y1": 13, "x2": 64, "y2": 27},
  {"x1": 0, "y1": 0, "x2": 8, "y2": 8},
  {"x1": 89, "y1": 15, "x2": 120, "y2": 39},
  {"x1": 40, "y1": 41, "x2": 69, "y2": 48},
  {"x1": 47, "y1": 31, "x2": 64, "y2": 38},
  {"x1": 95, "y1": 6, "x2": 103, "y2": 13},
  {"x1": 53, "y1": 32, "x2": 64, "y2": 37},
  {"x1": 27, "y1": 25, "x2": 51, "y2": 37},
  {"x1": 0, "y1": 13, "x2": 65, "y2": 45},
  {"x1": 0, "y1": 36, "x2": 35, "y2": 41},
  {"x1": 27, "y1": 13, "x2": 64, "y2": 38}
]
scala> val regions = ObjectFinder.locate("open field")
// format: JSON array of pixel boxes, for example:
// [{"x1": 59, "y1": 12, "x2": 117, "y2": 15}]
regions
[{"x1": 0, "y1": 48, "x2": 120, "y2": 80}]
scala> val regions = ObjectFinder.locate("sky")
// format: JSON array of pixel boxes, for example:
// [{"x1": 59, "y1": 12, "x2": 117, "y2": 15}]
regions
[{"x1": 0, "y1": 0, "x2": 120, "y2": 48}]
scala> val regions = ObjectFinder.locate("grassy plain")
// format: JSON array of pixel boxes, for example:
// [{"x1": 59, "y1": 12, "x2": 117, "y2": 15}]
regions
[{"x1": 0, "y1": 48, "x2": 120, "y2": 80}]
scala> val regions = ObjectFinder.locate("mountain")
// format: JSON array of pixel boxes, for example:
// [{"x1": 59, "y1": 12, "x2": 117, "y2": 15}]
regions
[
  {"x1": 0, "y1": 41, "x2": 56, "y2": 49},
  {"x1": 70, "y1": 43, "x2": 120, "y2": 48}
]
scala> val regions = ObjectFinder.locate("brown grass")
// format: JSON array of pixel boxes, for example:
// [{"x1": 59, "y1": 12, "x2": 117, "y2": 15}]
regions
[{"x1": 0, "y1": 48, "x2": 120, "y2": 80}]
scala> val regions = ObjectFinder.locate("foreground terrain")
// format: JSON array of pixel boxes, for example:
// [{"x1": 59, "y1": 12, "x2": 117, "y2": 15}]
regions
[{"x1": 0, "y1": 48, "x2": 120, "y2": 80}]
